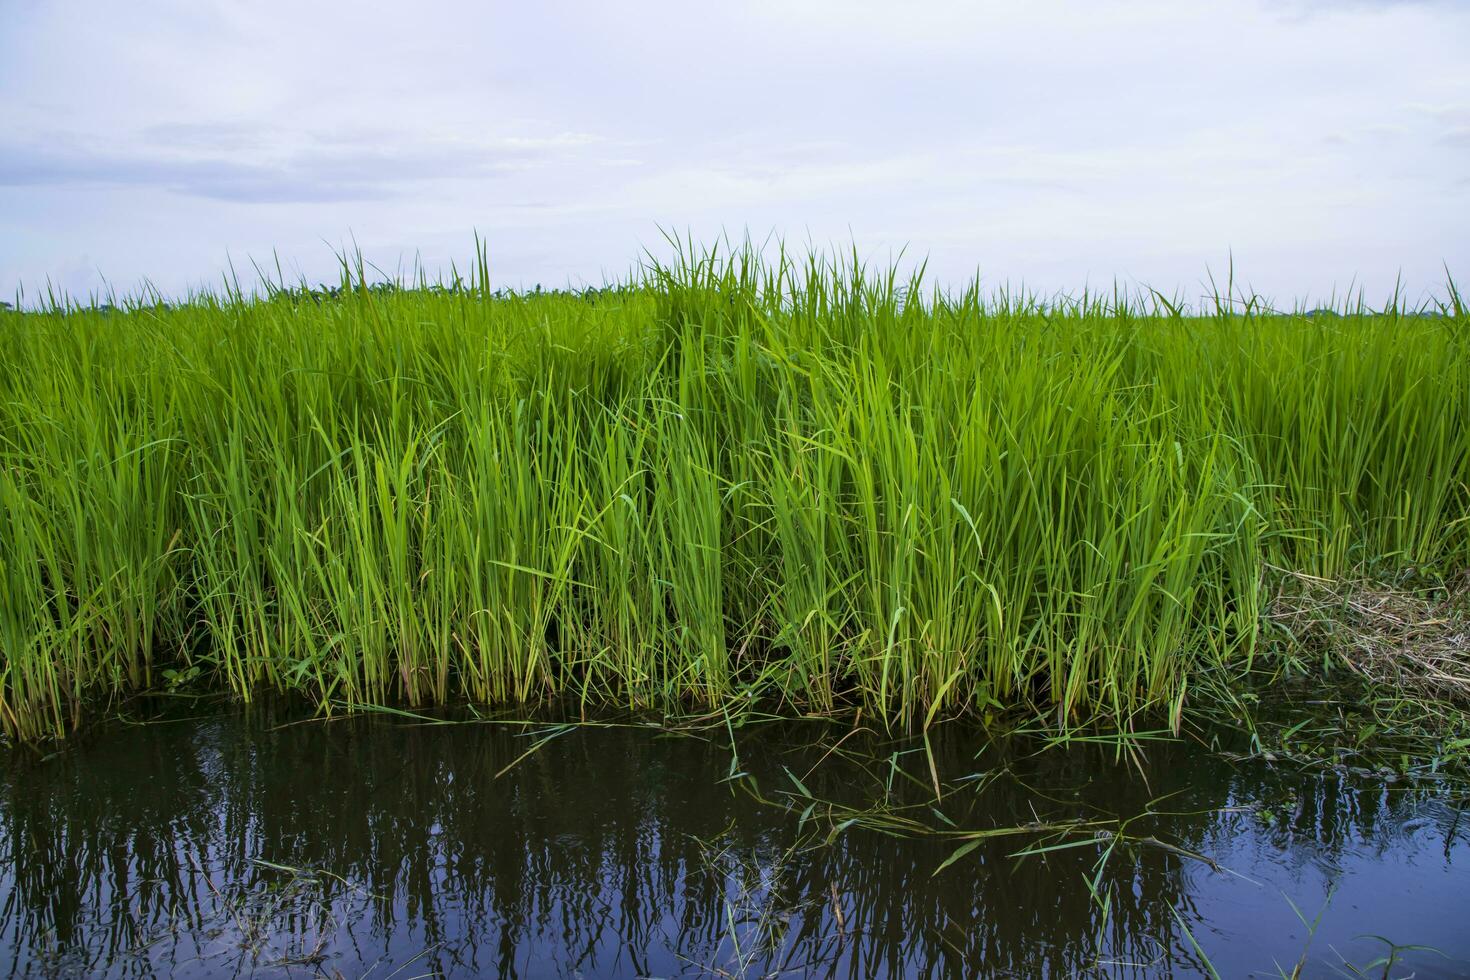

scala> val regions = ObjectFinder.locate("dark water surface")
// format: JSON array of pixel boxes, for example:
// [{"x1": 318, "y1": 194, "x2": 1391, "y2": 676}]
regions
[{"x1": 1, "y1": 704, "x2": 1467, "y2": 978}]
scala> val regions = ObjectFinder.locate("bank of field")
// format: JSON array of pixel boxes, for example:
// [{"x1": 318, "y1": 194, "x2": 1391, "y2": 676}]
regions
[{"x1": 1, "y1": 249, "x2": 1467, "y2": 741}]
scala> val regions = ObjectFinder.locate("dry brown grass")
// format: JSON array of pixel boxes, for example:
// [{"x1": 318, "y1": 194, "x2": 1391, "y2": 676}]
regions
[{"x1": 1267, "y1": 570, "x2": 1470, "y2": 706}]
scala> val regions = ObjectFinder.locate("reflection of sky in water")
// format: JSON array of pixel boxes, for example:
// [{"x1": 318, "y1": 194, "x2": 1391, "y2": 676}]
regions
[{"x1": 1, "y1": 709, "x2": 1466, "y2": 978}]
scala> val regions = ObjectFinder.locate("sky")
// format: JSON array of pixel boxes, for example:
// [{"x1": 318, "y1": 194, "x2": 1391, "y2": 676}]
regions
[{"x1": 1, "y1": 0, "x2": 1467, "y2": 307}]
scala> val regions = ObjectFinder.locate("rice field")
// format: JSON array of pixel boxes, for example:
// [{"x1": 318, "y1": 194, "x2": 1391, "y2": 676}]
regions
[{"x1": 2, "y1": 244, "x2": 1467, "y2": 741}]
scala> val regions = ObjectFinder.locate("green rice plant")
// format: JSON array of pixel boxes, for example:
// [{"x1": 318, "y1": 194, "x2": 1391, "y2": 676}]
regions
[{"x1": 1, "y1": 243, "x2": 1466, "y2": 740}]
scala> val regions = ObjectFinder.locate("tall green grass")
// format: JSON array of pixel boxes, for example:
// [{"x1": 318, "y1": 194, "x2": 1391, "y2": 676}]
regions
[{"x1": 1, "y1": 245, "x2": 1466, "y2": 740}]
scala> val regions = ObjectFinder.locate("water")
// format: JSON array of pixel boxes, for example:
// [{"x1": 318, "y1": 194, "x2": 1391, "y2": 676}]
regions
[{"x1": 1, "y1": 704, "x2": 1466, "y2": 978}]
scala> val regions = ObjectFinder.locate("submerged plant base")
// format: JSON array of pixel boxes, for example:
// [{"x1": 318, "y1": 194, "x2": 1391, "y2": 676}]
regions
[
  {"x1": 1268, "y1": 571, "x2": 1470, "y2": 705},
  {"x1": 2, "y1": 244, "x2": 1468, "y2": 744},
  {"x1": 1195, "y1": 570, "x2": 1470, "y2": 781}
]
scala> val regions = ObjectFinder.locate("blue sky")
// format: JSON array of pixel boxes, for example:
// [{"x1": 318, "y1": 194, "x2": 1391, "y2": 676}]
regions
[{"x1": 1, "y1": 0, "x2": 1466, "y2": 306}]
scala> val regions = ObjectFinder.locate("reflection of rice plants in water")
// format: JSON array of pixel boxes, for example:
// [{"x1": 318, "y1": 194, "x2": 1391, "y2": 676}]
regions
[
  {"x1": 1, "y1": 241, "x2": 1468, "y2": 745},
  {"x1": 1, "y1": 711, "x2": 1464, "y2": 977}
]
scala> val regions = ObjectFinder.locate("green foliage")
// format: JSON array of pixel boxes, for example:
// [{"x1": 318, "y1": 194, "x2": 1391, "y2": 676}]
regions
[{"x1": 1, "y1": 244, "x2": 1466, "y2": 739}]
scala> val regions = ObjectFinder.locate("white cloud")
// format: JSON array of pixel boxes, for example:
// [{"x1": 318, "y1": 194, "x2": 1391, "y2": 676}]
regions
[
  {"x1": 0, "y1": 0, "x2": 1465, "y2": 302},
  {"x1": 0, "y1": 127, "x2": 609, "y2": 202}
]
